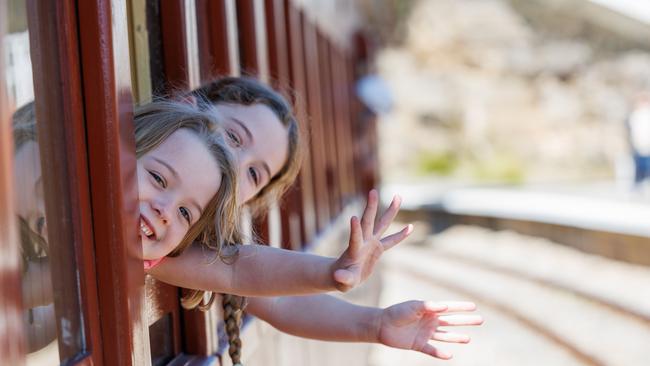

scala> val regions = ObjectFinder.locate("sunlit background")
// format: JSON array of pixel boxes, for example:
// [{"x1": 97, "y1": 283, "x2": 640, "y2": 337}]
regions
[
  {"x1": 360, "y1": 0, "x2": 650, "y2": 365},
  {"x1": 4, "y1": 0, "x2": 649, "y2": 365}
]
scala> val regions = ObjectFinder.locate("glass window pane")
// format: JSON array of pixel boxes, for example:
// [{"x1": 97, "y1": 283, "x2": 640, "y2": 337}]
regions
[{"x1": 5, "y1": 0, "x2": 85, "y2": 363}]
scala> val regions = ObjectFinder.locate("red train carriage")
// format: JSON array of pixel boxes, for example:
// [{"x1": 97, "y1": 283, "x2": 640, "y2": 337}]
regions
[{"x1": 0, "y1": 0, "x2": 379, "y2": 365}]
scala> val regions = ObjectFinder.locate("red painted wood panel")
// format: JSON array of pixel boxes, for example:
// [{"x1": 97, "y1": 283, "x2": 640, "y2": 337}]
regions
[
  {"x1": 197, "y1": 0, "x2": 234, "y2": 80},
  {"x1": 160, "y1": 0, "x2": 190, "y2": 91},
  {"x1": 331, "y1": 46, "x2": 356, "y2": 203},
  {"x1": 317, "y1": 32, "x2": 341, "y2": 216},
  {"x1": 302, "y1": 17, "x2": 330, "y2": 232},
  {"x1": 286, "y1": 2, "x2": 316, "y2": 244},
  {"x1": 77, "y1": 0, "x2": 148, "y2": 364},
  {"x1": 237, "y1": 0, "x2": 259, "y2": 76},
  {"x1": 264, "y1": 0, "x2": 290, "y2": 91},
  {"x1": 343, "y1": 54, "x2": 364, "y2": 194},
  {"x1": 266, "y1": 0, "x2": 305, "y2": 249}
]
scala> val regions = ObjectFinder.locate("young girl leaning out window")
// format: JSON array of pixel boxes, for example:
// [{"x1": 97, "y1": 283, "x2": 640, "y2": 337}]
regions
[
  {"x1": 137, "y1": 80, "x2": 483, "y2": 363},
  {"x1": 138, "y1": 99, "x2": 483, "y2": 365},
  {"x1": 147, "y1": 78, "x2": 415, "y2": 296}
]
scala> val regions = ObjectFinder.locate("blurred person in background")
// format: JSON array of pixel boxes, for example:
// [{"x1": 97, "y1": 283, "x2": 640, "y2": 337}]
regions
[{"x1": 626, "y1": 92, "x2": 650, "y2": 192}]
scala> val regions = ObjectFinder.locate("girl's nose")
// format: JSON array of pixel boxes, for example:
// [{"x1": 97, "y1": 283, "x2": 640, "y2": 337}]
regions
[{"x1": 151, "y1": 200, "x2": 171, "y2": 225}]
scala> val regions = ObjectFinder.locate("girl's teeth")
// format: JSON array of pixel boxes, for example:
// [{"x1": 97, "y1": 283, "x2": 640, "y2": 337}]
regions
[{"x1": 140, "y1": 220, "x2": 153, "y2": 236}]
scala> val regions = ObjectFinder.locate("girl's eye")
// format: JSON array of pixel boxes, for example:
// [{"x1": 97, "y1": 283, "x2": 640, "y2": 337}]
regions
[
  {"x1": 179, "y1": 207, "x2": 192, "y2": 223},
  {"x1": 149, "y1": 171, "x2": 166, "y2": 188},
  {"x1": 248, "y1": 166, "x2": 259, "y2": 186},
  {"x1": 226, "y1": 130, "x2": 242, "y2": 147},
  {"x1": 36, "y1": 216, "x2": 46, "y2": 236}
]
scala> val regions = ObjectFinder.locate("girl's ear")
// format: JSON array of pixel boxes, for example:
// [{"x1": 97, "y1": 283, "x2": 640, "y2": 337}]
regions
[{"x1": 178, "y1": 94, "x2": 198, "y2": 106}]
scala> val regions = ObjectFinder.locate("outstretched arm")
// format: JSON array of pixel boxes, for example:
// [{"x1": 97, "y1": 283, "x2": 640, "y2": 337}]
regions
[
  {"x1": 148, "y1": 243, "x2": 339, "y2": 296},
  {"x1": 148, "y1": 190, "x2": 411, "y2": 297},
  {"x1": 246, "y1": 295, "x2": 483, "y2": 359}
]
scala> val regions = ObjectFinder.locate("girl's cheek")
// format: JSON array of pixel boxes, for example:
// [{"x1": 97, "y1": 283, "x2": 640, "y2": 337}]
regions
[
  {"x1": 166, "y1": 230, "x2": 182, "y2": 254},
  {"x1": 136, "y1": 170, "x2": 154, "y2": 199}
]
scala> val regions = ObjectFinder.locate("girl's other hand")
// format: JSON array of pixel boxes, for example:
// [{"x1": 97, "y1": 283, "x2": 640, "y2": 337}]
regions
[
  {"x1": 376, "y1": 301, "x2": 483, "y2": 359},
  {"x1": 332, "y1": 189, "x2": 413, "y2": 292}
]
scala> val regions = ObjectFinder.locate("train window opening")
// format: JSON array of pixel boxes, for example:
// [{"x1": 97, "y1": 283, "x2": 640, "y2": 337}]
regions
[
  {"x1": 146, "y1": 1, "x2": 166, "y2": 96},
  {"x1": 149, "y1": 313, "x2": 174, "y2": 365},
  {"x1": 128, "y1": 0, "x2": 153, "y2": 103}
]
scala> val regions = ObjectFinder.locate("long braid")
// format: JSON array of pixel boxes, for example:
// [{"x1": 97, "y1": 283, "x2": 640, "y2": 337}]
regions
[{"x1": 222, "y1": 294, "x2": 244, "y2": 365}]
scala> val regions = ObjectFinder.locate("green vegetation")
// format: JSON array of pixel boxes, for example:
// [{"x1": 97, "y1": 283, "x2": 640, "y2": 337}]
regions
[
  {"x1": 417, "y1": 151, "x2": 459, "y2": 176},
  {"x1": 417, "y1": 150, "x2": 525, "y2": 184},
  {"x1": 470, "y1": 153, "x2": 525, "y2": 184}
]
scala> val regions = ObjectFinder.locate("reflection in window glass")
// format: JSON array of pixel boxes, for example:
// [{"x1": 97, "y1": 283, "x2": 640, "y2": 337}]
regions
[
  {"x1": 5, "y1": 0, "x2": 85, "y2": 363},
  {"x1": 13, "y1": 102, "x2": 57, "y2": 361},
  {"x1": 4, "y1": 0, "x2": 32, "y2": 107}
]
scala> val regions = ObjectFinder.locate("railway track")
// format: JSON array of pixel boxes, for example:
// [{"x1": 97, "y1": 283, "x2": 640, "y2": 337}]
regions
[{"x1": 370, "y1": 225, "x2": 650, "y2": 366}]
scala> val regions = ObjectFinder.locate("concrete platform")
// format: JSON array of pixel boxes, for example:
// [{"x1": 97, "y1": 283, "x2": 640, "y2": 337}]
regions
[
  {"x1": 369, "y1": 225, "x2": 650, "y2": 366},
  {"x1": 382, "y1": 181, "x2": 650, "y2": 238}
]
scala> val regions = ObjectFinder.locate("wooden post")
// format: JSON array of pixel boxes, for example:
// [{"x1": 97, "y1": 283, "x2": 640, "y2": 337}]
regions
[
  {"x1": 286, "y1": 2, "x2": 316, "y2": 244},
  {"x1": 77, "y1": 0, "x2": 150, "y2": 364},
  {"x1": 302, "y1": 16, "x2": 330, "y2": 232}
]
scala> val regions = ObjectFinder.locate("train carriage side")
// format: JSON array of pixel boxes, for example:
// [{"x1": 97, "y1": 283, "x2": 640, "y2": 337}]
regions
[{"x1": 0, "y1": 0, "x2": 378, "y2": 365}]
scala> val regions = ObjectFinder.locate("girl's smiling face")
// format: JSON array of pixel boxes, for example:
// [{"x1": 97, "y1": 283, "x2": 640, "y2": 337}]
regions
[{"x1": 137, "y1": 129, "x2": 222, "y2": 260}]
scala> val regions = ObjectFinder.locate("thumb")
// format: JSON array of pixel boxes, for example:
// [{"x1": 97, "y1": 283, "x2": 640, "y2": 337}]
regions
[{"x1": 333, "y1": 268, "x2": 357, "y2": 285}]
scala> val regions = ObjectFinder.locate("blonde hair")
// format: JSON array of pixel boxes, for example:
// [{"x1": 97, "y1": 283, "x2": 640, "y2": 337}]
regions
[
  {"x1": 134, "y1": 100, "x2": 243, "y2": 309},
  {"x1": 12, "y1": 102, "x2": 48, "y2": 272},
  {"x1": 192, "y1": 77, "x2": 304, "y2": 217},
  {"x1": 191, "y1": 78, "x2": 305, "y2": 365},
  {"x1": 12, "y1": 101, "x2": 37, "y2": 151}
]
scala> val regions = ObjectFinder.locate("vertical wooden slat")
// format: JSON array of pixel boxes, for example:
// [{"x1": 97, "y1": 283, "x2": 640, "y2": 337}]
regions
[
  {"x1": 264, "y1": 0, "x2": 289, "y2": 90},
  {"x1": 184, "y1": 0, "x2": 201, "y2": 89},
  {"x1": 127, "y1": 0, "x2": 151, "y2": 103},
  {"x1": 350, "y1": 34, "x2": 379, "y2": 194},
  {"x1": 197, "y1": 0, "x2": 236, "y2": 80},
  {"x1": 160, "y1": 0, "x2": 189, "y2": 91},
  {"x1": 317, "y1": 32, "x2": 341, "y2": 217},
  {"x1": 237, "y1": 0, "x2": 255, "y2": 75},
  {"x1": 237, "y1": 0, "x2": 269, "y2": 82},
  {"x1": 0, "y1": 0, "x2": 25, "y2": 363},
  {"x1": 350, "y1": 33, "x2": 378, "y2": 194},
  {"x1": 343, "y1": 51, "x2": 359, "y2": 197},
  {"x1": 197, "y1": 0, "x2": 240, "y2": 80},
  {"x1": 159, "y1": 0, "x2": 201, "y2": 91},
  {"x1": 331, "y1": 46, "x2": 355, "y2": 203},
  {"x1": 345, "y1": 53, "x2": 363, "y2": 195},
  {"x1": 77, "y1": 0, "x2": 149, "y2": 364},
  {"x1": 224, "y1": 0, "x2": 241, "y2": 77},
  {"x1": 302, "y1": 16, "x2": 330, "y2": 232},
  {"x1": 286, "y1": 2, "x2": 316, "y2": 245},
  {"x1": 266, "y1": 0, "x2": 304, "y2": 250}
]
